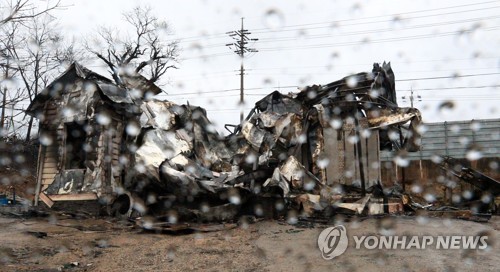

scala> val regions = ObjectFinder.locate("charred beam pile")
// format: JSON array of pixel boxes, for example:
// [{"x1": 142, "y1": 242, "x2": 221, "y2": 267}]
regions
[{"x1": 113, "y1": 63, "x2": 423, "y2": 224}]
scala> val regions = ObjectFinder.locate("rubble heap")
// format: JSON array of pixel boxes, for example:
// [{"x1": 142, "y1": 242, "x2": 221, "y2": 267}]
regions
[{"x1": 119, "y1": 62, "x2": 423, "y2": 224}]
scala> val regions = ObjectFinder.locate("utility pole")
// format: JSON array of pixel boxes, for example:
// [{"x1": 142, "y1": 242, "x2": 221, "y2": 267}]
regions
[
  {"x1": 401, "y1": 87, "x2": 421, "y2": 108},
  {"x1": 226, "y1": 18, "x2": 258, "y2": 122}
]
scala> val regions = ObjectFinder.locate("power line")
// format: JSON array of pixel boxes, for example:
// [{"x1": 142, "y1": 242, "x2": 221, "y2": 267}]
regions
[
  {"x1": 256, "y1": 15, "x2": 498, "y2": 44},
  {"x1": 252, "y1": 5, "x2": 500, "y2": 34},
  {"x1": 258, "y1": 26, "x2": 500, "y2": 52},
  {"x1": 253, "y1": 1, "x2": 500, "y2": 32},
  {"x1": 164, "y1": 83, "x2": 499, "y2": 100},
  {"x1": 185, "y1": 14, "x2": 499, "y2": 51},
  {"x1": 164, "y1": 85, "x2": 298, "y2": 96},
  {"x1": 249, "y1": 56, "x2": 500, "y2": 72},
  {"x1": 166, "y1": 74, "x2": 500, "y2": 98},
  {"x1": 179, "y1": 20, "x2": 500, "y2": 62},
  {"x1": 205, "y1": 97, "x2": 500, "y2": 112},
  {"x1": 399, "y1": 85, "x2": 500, "y2": 91},
  {"x1": 419, "y1": 98, "x2": 500, "y2": 101},
  {"x1": 396, "y1": 72, "x2": 500, "y2": 82},
  {"x1": 168, "y1": 1, "x2": 498, "y2": 45}
]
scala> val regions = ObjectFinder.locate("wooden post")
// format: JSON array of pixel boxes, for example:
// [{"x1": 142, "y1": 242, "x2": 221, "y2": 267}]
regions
[{"x1": 34, "y1": 144, "x2": 46, "y2": 206}]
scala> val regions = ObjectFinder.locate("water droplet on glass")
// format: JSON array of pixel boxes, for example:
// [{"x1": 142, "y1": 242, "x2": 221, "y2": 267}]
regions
[
  {"x1": 142, "y1": 217, "x2": 154, "y2": 229},
  {"x1": 346, "y1": 75, "x2": 358, "y2": 88},
  {"x1": 263, "y1": 77, "x2": 273, "y2": 85},
  {"x1": 481, "y1": 193, "x2": 492, "y2": 204},
  {"x1": 361, "y1": 129, "x2": 371, "y2": 138},
  {"x1": 307, "y1": 90, "x2": 317, "y2": 99},
  {"x1": 245, "y1": 153, "x2": 257, "y2": 164},
  {"x1": 228, "y1": 189, "x2": 241, "y2": 205},
  {"x1": 450, "y1": 124, "x2": 460, "y2": 134},
  {"x1": 347, "y1": 135, "x2": 359, "y2": 144},
  {"x1": 462, "y1": 190, "x2": 473, "y2": 200},
  {"x1": 287, "y1": 210, "x2": 298, "y2": 225},
  {"x1": 438, "y1": 101, "x2": 455, "y2": 112},
  {"x1": 168, "y1": 210, "x2": 178, "y2": 224},
  {"x1": 96, "y1": 113, "x2": 111, "y2": 126},
  {"x1": 126, "y1": 122, "x2": 140, "y2": 136},
  {"x1": 254, "y1": 204, "x2": 264, "y2": 216},
  {"x1": 411, "y1": 184, "x2": 422, "y2": 194},
  {"x1": 275, "y1": 200, "x2": 285, "y2": 211},
  {"x1": 39, "y1": 133, "x2": 53, "y2": 146},
  {"x1": 466, "y1": 145, "x2": 482, "y2": 161},
  {"x1": 329, "y1": 118, "x2": 342, "y2": 129},
  {"x1": 459, "y1": 136, "x2": 470, "y2": 147},
  {"x1": 416, "y1": 216, "x2": 429, "y2": 225},
  {"x1": 470, "y1": 121, "x2": 481, "y2": 132},
  {"x1": 388, "y1": 130, "x2": 399, "y2": 141},
  {"x1": 317, "y1": 156, "x2": 330, "y2": 169},
  {"x1": 394, "y1": 151, "x2": 410, "y2": 167},
  {"x1": 416, "y1": 124, "x2": 428, "y2": 134},
  {"x1": 303, "y1": 181, "x2": 315, "y2": 191},
  {"x1": 423, "y1": 193, "x2": 436, "y2": 202},
  {"x1": 263, "y1": 9, "x2": 285, "y2": 30},
  {"x1": 431, "y1": 155, "x2": 443, "y2": 164},
  {"x1": 133, "y1": 201, "x2": 146, "y2": 214},
  {"x1": 369, "y1": 89, "x2": 380, "y2": 99}
]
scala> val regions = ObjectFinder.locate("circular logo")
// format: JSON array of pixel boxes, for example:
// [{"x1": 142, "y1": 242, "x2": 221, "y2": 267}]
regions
[{"x1": 317, "y1": 225, "x2": 348, "y2": 260}]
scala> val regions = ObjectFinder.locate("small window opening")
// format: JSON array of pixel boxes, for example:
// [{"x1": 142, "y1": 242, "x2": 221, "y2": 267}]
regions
[{"x1": 65, "y1": 121, "x2": 87, "y2": 169}]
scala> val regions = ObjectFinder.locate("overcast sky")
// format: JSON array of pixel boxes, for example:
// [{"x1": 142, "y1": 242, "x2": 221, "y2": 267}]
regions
[{"x1": 54, "y1": 0, "x2": 500, "y2": 133}]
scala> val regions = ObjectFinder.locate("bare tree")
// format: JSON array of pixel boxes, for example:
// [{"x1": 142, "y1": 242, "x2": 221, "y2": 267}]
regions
[
  {"x1": 0, "y1": 0, "x2": 61, "y2": 26},
  {"x1": 10, "y1": 15, "x2": 64, "y2": 140},
  {"x1": 54, "y1": 38, "x2": 87, "y2": 68},
  {"x1": 0, "y1": 20, "x2": 25, "y2": 137},
  {"x1": 88, "y1": 6, "x2": 179, "y2": 86},
  {"x1": 0, "y1": 0, "x2": 63, "y2": 139},
  {"x1": 0, "y1": 10, "x2": 67, "y2": 140}
]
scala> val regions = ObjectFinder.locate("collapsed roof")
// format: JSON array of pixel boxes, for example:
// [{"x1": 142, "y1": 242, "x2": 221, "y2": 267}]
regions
[{"x1": 26, "y1": 62, "x2": 162, "y2": 117}]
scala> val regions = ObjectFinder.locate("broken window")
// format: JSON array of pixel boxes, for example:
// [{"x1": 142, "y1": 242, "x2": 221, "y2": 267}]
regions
[{"x1": 64, "y1": 121, "x2": 87, "y2": 169}]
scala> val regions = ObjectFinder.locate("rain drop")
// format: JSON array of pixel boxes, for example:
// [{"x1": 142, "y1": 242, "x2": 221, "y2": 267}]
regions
[
  {"x1": 466, "y1": 145, "x2": 482, "y2": 161},
  {"x1": 228, "y1": 188, "x2": 241, "y2": 205},
  {"x1": 96, "y1": 113, "x2": 111, "y2": 126},
  {"x1": 346, "y1": 75, "x2": 358, "y2": 88},
  {"x1": 39, "y1": 133, "x2": 53, "y2": 146},
  {"x1": 286, "y1": 210, "x2": 298, "y2": 225},
  {"x1": 254, "y1": 204, "x2": 264, "y2": 216},
  {"x1": 317, "y1": 156, "x2": 330, "y2": 169},
  {"x1": 470, "y1": 121, "x2": 481, "y2": 132},
  {"x1": 126, "y1": 122, "x2": 140, "y2": 136},
  {"x1": 263, "y1": 9, "x2": 285, "y2": 30},
  {"x1": 438, "y1": 101, "x2": 455, "y2": 111},
  {"x1": 329, "y1": 118, "x2": 342, "y2": 129}
]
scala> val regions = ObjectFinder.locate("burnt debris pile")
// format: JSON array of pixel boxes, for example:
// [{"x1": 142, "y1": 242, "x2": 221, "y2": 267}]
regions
[
  {"x1": 35, "y1": 62, "x2": 500, "y2": 228},
  {"x1": 118, "y1": 62, "x2": 424, "y2": 224}
]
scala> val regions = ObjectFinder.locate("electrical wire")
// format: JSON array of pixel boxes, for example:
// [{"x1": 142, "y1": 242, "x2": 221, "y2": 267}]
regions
[
  {"x1": 168, "y1": 1, "x2": 499, "y2": 44},
  {"x1": 258, "y1": 26, "x2": 500, "y2": 52},
  {"x1": 395, "y1": 72, "x2": 500, "y2": 82}
]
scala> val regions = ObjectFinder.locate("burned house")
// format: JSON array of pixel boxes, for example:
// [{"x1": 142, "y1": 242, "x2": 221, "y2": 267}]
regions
[
  {"x1": 26, "y1": 62, "x2": 161, "y2": 207},
  {"x1": 28, "y1": 61, "x2": 423, "y2": 221},
  {"x1": 235, "y1": 62, "x2": 421, "y2": 190}
]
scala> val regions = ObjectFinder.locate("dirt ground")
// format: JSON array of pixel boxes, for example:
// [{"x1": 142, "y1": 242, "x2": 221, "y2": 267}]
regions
[{"x1": 0, "y1": 212, "x2": 498, "y2": 272}]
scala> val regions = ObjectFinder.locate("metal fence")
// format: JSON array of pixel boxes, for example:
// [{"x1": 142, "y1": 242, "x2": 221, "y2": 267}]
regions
[{"x1": 381, "y1": 118, "x2": 500, "y2": 161}]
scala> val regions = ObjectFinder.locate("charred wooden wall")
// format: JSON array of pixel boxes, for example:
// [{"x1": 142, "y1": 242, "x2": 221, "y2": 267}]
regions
[
  {"x1": 321, "y1": 119, "x2": 381, "y2": 188},
  {"x1": 35, "y1": 79, "x2": 127, "y2": 198}
]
